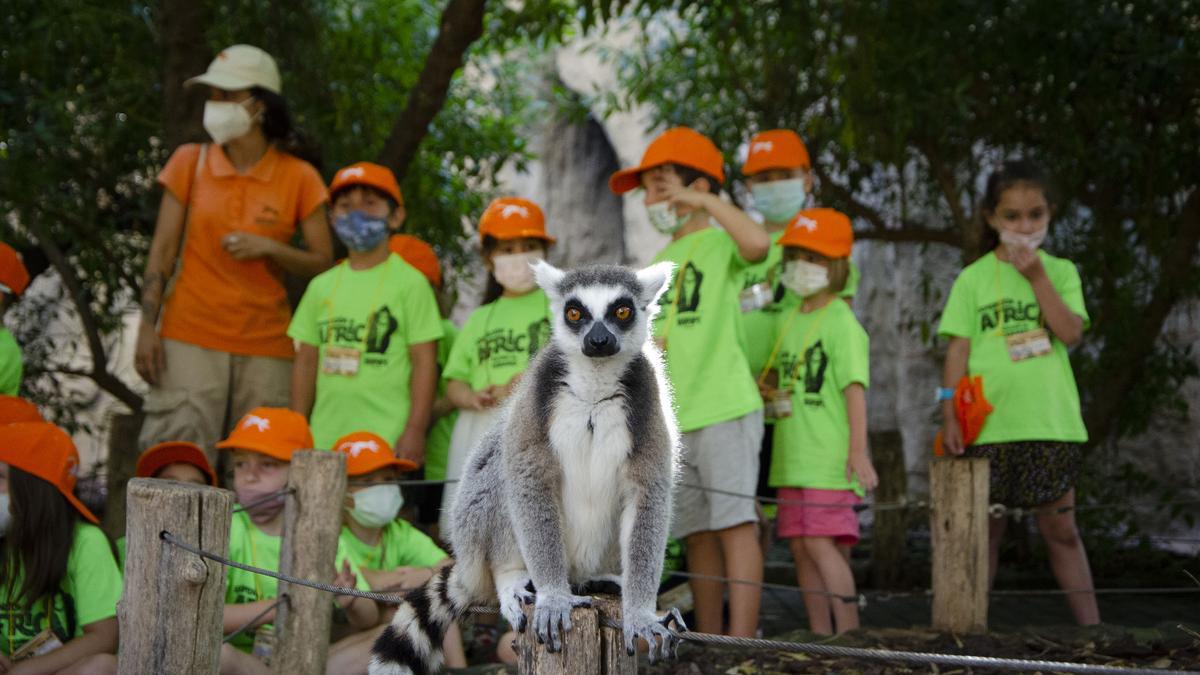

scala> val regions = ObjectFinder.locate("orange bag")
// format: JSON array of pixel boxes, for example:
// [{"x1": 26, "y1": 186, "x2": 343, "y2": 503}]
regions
[{"x1": 933, "y1": 375, "x2": 993, "y2": 456}]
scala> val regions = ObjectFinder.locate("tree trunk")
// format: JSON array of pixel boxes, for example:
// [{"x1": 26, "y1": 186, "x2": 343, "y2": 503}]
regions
[
  {"x1": 159, "y1": 0, "x2": 211, "y2": 149},
  {"x1": 376, "y1": 0, "x2": 487, "y2": 181},
  {"x1": 1081, "y1": 189, "x2": 1200, "y2": 447}
]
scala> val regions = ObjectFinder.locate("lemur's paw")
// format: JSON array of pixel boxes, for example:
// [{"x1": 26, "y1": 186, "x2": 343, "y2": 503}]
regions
[
  {"x1": 499, "y1": 578, "x2": 535, "y2": 632},
  {"x1": 623, "y1": 607, "x2": 687, "y2": 663},
  {"x1": 532, "y1": 591, "x2": 592, "y2": 652}
]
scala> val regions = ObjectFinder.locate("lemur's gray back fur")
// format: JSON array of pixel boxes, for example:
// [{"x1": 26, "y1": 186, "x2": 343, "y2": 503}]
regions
[{"x1": 369, "y1": 262, "x2": 682, "y2": 675}]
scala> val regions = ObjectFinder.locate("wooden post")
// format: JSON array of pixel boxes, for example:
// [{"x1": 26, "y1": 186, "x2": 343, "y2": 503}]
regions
[
  {"x1": 118, "y1": 478, "x2": 232, "y2": 675},
  {"x1": 102, "y1": 412, "x2": 144, "y2": 541},
  {"x1": 271, "y1": 450, "x2": 347, "y2": 675},
  {"x1": 518, "y1": 594, "x2": 635, "y2": 674},
  {"x1": 930, "y1": 457, "x2": 989, "y2": 632},
  {"x1": 869, "y1": 429, "x2": 908, "y2": 589}
]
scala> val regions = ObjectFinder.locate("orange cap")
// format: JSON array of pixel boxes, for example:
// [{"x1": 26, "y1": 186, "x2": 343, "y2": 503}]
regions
[
  {"x1": 329, "y1": 162, "x2": 403, "y2": 206},
  {"x1": 215, "y1": 407, "x2": 313, "y2": 462},
  {"x1": 136, "y1": 441, "x2": 218, "y2": 486},
  {"x1": 609, "y1": 127, "x2": 726, "y2": 195},
  {"x1": 0, "y1": 242, "x2": 30, "y2": 297},
  {"x1": 0, "y1": 396, "x2": 43, "y2": 425},
  {"x1": 389, "y1": 234, "x2": 443, "y2": 289},
  {"x1": 478, "y1": 198, "x2": 556, "y2": 243},
  {"x1": 777, "y1": 208, "x2": 854, "y2": 258},
  {"x1": 333, "y1": 431, "x2": 417, "y2": 476},
  {"x1": 1, "y1": 422, "x2": 98, "y2": 523},
  {"x1": 741, "y1": 130, "x2": 811, "y2": 175}
]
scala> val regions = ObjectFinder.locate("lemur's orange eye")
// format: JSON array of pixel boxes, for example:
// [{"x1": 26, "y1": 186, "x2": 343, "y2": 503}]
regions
[
  {"x1": 566, "y1": 308, "x2": 582, "y2": 322},
  {"x1": 615, "y1": 306, "x2": 632, "y2": 321}
]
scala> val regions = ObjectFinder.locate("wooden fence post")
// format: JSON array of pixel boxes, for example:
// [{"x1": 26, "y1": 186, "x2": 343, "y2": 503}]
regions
[
  {"x1": 518, "y1": 594, "x2": 635, "y2": 674},
  {"x1": 271, "y1": 450, "x2": 346, "y2": 675},
  {"x1": 929, "y1": 457, "x2": 989, "y2": 632},
  {"x1": 118, "y1": 478, "x2": 232, "y2": 675},
  {"x1": 869, "y1": 429, "x2": 908, "y2": 589}
]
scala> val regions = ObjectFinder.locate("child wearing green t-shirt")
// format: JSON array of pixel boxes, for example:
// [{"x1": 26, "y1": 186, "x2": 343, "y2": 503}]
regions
[
  {"x1": 323, "y1": 431, "x2": 466, "y2": 673},
  {"x1": 937, "y1": 160, "x2": 1099, "y2": 626},
  {"x1": 288, "y1": 162, "x2": 443, "y2": 461},
  {"x1": 0, "y1": 422, "x2": 119, "y2": 673},
  {"x1": 439, "y1": 197, "x2": 555, "y2": 534},
  {"x1": 765, "y1": 208, "x2": 877, "y2": 635},
  {"x1": 609, "y1": 127, "x2": 769, "y2": 638},
  {"x1": 0, "y1": 241, "x2": 30, "y2": 396},
  {"x1": 214, "y1": 408, "x2": 378, "y2": 673}
]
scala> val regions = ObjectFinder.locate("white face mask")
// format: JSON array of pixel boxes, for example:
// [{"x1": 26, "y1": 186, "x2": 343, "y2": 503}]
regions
[
  {"x1": 0, "y1": 494, "x2": 10, "y2": 536},
  {"x1": 781, "y1": 260, "x2": 830, "y2": 297},
  {"x1": 347, "y1": 484, "x2": 404, "y2": 529},
  {"x1": 751, "y1": 178, "x2": 809, "y2": 224},
  {"x1": 203, "y1": 98, "x2": 256, "y2": 145},
  {"x1": 999, "y1": 228, "x2": 1047, "y2": 252},
  {"x1": 645, "y1": 202, "x2": 690, "y2": 234},
  {"x1": 492, "y1": 251, "x2": 543, "y2": 293}
]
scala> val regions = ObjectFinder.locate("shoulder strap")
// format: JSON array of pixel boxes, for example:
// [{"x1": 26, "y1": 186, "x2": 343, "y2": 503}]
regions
[{"x1": 162, "y1": 144, "x2": 207, "y2": 308}]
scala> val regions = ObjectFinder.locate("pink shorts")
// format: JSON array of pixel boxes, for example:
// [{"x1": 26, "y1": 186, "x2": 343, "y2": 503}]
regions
[{"x1": 776, "y1": 488, "x2": 861, "y2": 545}]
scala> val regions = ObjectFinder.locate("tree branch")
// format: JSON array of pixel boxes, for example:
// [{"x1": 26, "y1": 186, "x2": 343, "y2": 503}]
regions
[
  {"x1": 376, "y1": 0, "x2": 487, "y2": 181},
  {"x1": 28, "y1": 222, "x2": 143, "y2": 412},
  {"x1": 1082, "y1": 188, "x2": 1200, "y2": 447},
  {"x1": 814, "y1": 165, "x2": 962, "y2": 248}
]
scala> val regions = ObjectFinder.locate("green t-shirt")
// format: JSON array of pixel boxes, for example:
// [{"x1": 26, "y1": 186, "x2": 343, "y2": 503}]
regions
[
  {"x1": 937, "y1": 251, "x2": 1089, "y2": 445},
  {"x1": 289, "y1": 256, "x2": 444, "y2": 450},
  {"x1": 739, "y1": 231, "x2": 789, "y2": 378},
  {"x1": 0, "y1": 327, "x2": 22, "y2": 396},
  {"x1": 0, "y1": 524, "x2": 122, "y2": 656},
  {"x1": 653, "y1": 227, "x2": 763, "y2": 432},
  {"x1": 426, "y1": 319, "x2": 458, "y2": 482},
  {"x1": 768, "y1": 300, "x2": 869, "y2": 494},
  {"x1": 338, "y1": 520, "x2": 448, "y2": 575},
  {"x1": 224, "y1": 510, "x2": 369, "y2": 652},
  {"x1": 442, "y1": 289, "x2": 551, "y2": 392}
]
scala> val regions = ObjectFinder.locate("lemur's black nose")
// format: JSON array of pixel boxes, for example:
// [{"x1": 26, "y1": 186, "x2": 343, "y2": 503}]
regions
[{"x1": 583, "y1": 323, "x2": 619, "y2": 357}]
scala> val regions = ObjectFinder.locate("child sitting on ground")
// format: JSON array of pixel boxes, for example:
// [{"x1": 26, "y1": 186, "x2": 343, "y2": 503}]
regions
[
  {"x1": 214, "y1": 407, "x2": 377, "y2": 675},
  {"x1": 1, "y1": 422, "x2": 121, "y2": 673},
  {"x1": 324, "y1": 431, "x2": 466, "y2": 672}
]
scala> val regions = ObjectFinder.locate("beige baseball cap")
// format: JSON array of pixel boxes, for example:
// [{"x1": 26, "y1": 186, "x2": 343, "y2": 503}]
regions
[{"x1": 186, "y1": 44, "x2": 282, "y2": 94}]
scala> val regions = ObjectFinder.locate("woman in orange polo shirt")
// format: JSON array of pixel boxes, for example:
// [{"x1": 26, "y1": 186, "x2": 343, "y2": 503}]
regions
[{"x1": 135, "y1": 45, "x2": 333, "y2": 460}]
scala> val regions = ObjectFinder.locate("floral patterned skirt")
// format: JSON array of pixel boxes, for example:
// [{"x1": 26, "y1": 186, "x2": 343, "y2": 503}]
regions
[{"x1": 964, "y1": 441, "x2": 1083, "y2": 508}]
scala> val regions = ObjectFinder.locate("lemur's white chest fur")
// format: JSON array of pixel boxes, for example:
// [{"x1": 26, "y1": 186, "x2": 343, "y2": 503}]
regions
[{"x1": 548, "y1": 364, "x2": 631, "y2": 581}]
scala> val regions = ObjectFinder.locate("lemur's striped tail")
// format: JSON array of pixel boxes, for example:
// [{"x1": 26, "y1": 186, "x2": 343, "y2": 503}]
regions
[{"x1": 368, "y1": 564, "x2": 470, "y2": 675}]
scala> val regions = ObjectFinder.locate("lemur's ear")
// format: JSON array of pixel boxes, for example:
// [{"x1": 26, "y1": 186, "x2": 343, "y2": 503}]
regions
[
  {"x1": 532, "y1": 259, "x2": 566, "y2": 301},
  {"x1": 636, "y1": 262, "x2": 675, "y2": 308}
]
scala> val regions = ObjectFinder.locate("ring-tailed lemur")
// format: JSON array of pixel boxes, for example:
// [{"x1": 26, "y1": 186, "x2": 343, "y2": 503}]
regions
[{"x1": 369, "y1": 261, "x2": 685, "y2": 675}]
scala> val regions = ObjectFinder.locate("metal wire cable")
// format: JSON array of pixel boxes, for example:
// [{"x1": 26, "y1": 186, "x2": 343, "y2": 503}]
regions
[
  {"x1": 666, "y1": 570, "x2": 865, "y2": 606},
  {"x1": 223, "y1": 596, "x2": 287, "y2": 644},
  {"x1": 628, "y1": 623, "x2": 1197, "y2": 675},
  {"x1": 161, "y1": 532, "x2": 1192, "y2": 674},
  {"x1": 230, "y1": 488, "x2": 294, "y2": 515}
]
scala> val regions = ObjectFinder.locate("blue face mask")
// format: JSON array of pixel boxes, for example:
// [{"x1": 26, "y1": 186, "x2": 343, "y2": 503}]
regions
[
  {"x1": 333, "y1": 210, "x2": 390, "y2": 252},
  {"x1": 751, "y1": 178, "x2": 809, "y2": 225}
]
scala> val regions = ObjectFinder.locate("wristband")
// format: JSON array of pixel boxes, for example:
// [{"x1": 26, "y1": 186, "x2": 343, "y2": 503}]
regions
[{"x1": 935, "y1": 387, "x2": 955, "y2": 402}]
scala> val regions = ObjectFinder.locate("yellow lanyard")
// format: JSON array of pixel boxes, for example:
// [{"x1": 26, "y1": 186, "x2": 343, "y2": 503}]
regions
[
  {"x1": 323, "y1": 261, "x2": 391, "y2": 349},
  {"x1": 659, "y1": 235, "x2": 705, "y2": 349},
  {"x1": 758, "y1": 301, "x2": 832, "y2": 386},
  {"x1": 6, "y1": 597, "x2": 53, "y2": 655}
]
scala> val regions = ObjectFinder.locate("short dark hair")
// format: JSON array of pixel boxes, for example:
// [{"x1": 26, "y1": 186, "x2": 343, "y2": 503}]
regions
[
  {"x1": 671, "y1": 164, "x2": 721, "y2": 194},
  {"x1": 330, "y1": 185, "x2": 401, "y2": 214}
]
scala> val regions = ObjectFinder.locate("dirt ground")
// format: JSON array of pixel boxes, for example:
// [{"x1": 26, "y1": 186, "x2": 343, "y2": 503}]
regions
[
  {"x1": 459, "y1": 621, "x2": 1199, "y2": 673},
  {"x1": 641, "y1": 623, "x2": 1200, "y2": 674}
]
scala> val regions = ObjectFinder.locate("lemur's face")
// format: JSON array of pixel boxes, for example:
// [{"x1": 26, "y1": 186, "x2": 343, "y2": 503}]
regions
[{"x1": 534, "y1": 261, "x2": 674, "y2": 360}]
